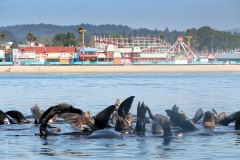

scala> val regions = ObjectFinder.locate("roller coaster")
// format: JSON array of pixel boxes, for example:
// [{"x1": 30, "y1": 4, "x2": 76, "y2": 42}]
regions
[
  {"x1": 94, "y1": 35, "x2": 172, "y2": 54},
  {"x1": 94, "y1": 35, "x2": 196, "y2": 58}
]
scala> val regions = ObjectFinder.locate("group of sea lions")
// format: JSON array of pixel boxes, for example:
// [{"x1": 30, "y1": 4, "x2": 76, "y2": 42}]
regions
[{"x1": 1, "y1": 96, "x2": 240, "y2": 139}]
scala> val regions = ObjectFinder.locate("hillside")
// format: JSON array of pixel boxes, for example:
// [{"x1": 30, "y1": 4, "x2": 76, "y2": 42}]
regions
[
  {"x1": 228, "y1": 28, "x2": 240, "y2": 34},
  {"x1": 0, "y1": 23, "x2": 184, "y2": 44},
  {"x1": 0, "y1": 24, "x2": 239, "y2": 52}
]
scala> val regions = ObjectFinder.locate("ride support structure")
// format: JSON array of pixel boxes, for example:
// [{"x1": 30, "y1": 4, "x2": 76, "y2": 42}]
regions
[{"x1": 165, "y1": 36, "x2": 196, "y2": 58}]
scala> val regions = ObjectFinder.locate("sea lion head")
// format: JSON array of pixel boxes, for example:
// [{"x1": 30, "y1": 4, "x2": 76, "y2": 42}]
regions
[
  {"x1": 115, "y1": 117, "x2": 133, "y2": 134},
  {"x1": 202, "y1": 111, "x2": 215, "y2": 127}
]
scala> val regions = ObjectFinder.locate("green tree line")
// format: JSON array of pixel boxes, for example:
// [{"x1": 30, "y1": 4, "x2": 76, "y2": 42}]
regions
[{"x1": 0, "y1": 24, "x2": 239, "y2": 52}]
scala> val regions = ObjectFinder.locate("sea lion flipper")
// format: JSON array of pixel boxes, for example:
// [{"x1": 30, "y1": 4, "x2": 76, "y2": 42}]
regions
[
  {"x1": 172, "y1": 104, "x2": 179, "y2": 113},
  {"x1": 135, "y1": 102, "x2": 148, "y2": 134},
  {"x1": 31, "y1": 105, "x2": 42, "y2": 123},
  {"x1": 60, "y1": 113, "x2": 98, "y2": 131},
  {"x1": 191, "y1": 108, "x2": 204, "y2": 123},
  {"x1": 118, "y1": 96, "x2": 135, "y2": 119}
]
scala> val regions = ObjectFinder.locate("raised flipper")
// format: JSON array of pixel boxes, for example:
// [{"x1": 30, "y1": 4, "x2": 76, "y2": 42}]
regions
[
  {"x1": 94, "y1": 105, "x2": 116, "y2": 129},
  {"x1": 30, "y1": 105, "x2": 43, "y2": 123},
  {"x1": 191, "y1": 108, "x2": 204, "y2": 123},
  {"x1": 118, "y1": 96, "x2": 135, "y2": 119},
  {"x1": 172, "y1": 104, "x2": 179, "y2": 113},
  {"x1": 135, "y1": 102, "x2": 148, "y2": 135},
  {"x1": 165, "y1": 109, "x2": 198, "y2": 132}
]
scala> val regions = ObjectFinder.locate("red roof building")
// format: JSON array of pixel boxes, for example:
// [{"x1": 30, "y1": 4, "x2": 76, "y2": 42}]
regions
[{"x1": 18, "y1": 46, "x2": 77, "y2": 62}]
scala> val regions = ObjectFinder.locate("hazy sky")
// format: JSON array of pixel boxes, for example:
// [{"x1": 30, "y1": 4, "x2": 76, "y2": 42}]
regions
[{"x1": 0, "y1": 0, "x2": 239, "y2": 31}]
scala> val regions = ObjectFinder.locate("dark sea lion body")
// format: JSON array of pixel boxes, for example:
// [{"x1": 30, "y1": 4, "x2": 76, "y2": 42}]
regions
[
  {"x1": 165, "y1": 109, "x2": 198, "y2": 132},
  {"x1": 86, "y1": 130, "x2": 123, "y2": 139},
  {"x1": 5, "y1": 110, "x2": 31, "y2": 124}
]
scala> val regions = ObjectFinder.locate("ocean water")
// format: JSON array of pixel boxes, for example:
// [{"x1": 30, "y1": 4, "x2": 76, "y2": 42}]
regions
[{"x1": 0, "y1": 73, "x2": 240, "y2": 159}]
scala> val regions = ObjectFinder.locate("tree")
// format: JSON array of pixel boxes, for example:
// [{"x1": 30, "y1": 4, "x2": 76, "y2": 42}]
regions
[
  {"x1": 109, "y1": 34, "x2": 123, "y2": 38},
  {"x1": 53, "y1": 41, "x2": 63, "y2": 46},
  {"x1": 26, "y1": 33, "x2": 34, "y2": 46},
  {"x1": 210, "y1": 31, "x2": 215, "y2": 52},
  {"x1": 53, "y1": 32, "x2": 78, "y2": 46},
  {"x1": 195, "y1": 40, "x2": 200, "y2": 52},
  {"x1": 78, "y1": 26, "x2": 83, "y2": 40},
  {"x1": 160, "y1": 34, "x2": 165, "y2": 41},
  {"x1": 186, "y1": 29, "x2": 191, "y2": 36},
  {"x1": 0, "y1": 33, "x2": 6, "y2": 44}
]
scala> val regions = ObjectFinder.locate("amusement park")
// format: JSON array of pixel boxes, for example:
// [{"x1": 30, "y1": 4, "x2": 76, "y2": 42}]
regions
[{"x1": 0, "y1": 28, "x2": 240, "y2": 66}]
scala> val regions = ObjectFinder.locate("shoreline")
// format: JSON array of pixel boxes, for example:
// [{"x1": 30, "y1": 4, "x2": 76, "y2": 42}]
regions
[{"x1": 0, "y1": 65, "x2": 240, "y2": 74}]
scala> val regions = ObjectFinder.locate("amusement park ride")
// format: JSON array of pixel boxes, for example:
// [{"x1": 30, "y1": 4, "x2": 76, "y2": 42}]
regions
[
  {"x1": 94, "y1": 35, "x2": 196, "y2": 61},
  {"x1": 165, "y1": 36, "x2": 196, "y2": 59}
]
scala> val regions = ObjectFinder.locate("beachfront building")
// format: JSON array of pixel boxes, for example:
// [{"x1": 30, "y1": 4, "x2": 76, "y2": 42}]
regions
[
  {"x1": 17, "y1": 45, "x2": 77, "y2": 64},
  {"x1": 215, "y1": 53, "x2": 240, "y2": 64},
  {"x1": 10, "y1": 39, "x2": 36, "y2": 64},
  {"x1": 0, "y1": 44, "x2": 6, "y2": 62},
  {"x1": 78, "y1": 48, "x2": 98, "y2": 62}
]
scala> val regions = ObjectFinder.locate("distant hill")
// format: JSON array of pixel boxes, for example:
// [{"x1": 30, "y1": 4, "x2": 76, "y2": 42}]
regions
[
  {"x1": 1, "y1": 24, "x2": 239, "y2": 51},
  {"x1": 228, "y1": 28, "x2": 240, "y2": 34},
  {"x1": 0, "y1": 23, "x2": 184, "y2": 44},
  {"x1": 0, "y1": 23, "x2": 133, "y2": 43}
]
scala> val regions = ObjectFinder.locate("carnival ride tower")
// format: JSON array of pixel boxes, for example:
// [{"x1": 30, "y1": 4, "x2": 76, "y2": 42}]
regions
[{"x1": 165, "y1": 36, "x2": 196, "y2": 58}]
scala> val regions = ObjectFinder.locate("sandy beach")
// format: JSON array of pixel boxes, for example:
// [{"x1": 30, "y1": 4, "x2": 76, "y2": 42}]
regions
[{"x1": 0, "y1": 65, "x2": 240, "y2": 74}]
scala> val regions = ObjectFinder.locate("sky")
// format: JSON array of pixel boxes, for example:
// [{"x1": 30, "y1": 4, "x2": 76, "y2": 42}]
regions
[{"x1": 0, "y1": 0, "x2": 239, "y2": 31}]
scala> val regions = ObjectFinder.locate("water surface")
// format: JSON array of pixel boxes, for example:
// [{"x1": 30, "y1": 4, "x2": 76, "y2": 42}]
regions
[{"x1": 0, "y1": 73, "x2": 240, "y2": 159}]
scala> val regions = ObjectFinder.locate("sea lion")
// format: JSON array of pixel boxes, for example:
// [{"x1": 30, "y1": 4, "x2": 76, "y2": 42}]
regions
[
  {"x1": 5, "y1": 110, "x2": 32, "y2": 124},
  {"x1": 202, "y1": 111, "x2": 215, "y2": 127},
  {"x1": 165, "y1": 109, "x2": 198, "y2": 132},
  {"x1": 114, "y1": 97, "x2": 135, "y2": 134},
  {"x1": 135, "y1": 102, "x2": 148, "y2": 135},
  {"x1": 145, "y1": 105, "x2": 173, "y2": 136},
  {"x1": 86, "y1": 130, "x2": 123, "y2": 139},
  {"x1": 85, "y1": 111, "x2": 95, "y2": 124},
  {"x1": 110, "y1": 99, "x2": 121, "y2": 125},
  {"x1": 36, "y1": 103, "x2": 115, "y2": 136},
  {"x1": 218, "y1": 111, "x2": 240, "y2": 126},
  {"x1": 235, "y1": 112, "x2": 240, "y2": 130},
  {"x1": 111, "y1": 111, "x2": 119, "y2": 124},
  {"x1": 115, "y1": 116, "x2": 135, "y2": 134},
  {"x1": 212, "y1": 109, "x2": 227, "y2": 125},
  {"x1": 115, "y1": 99, "x2": 121, "y2": 109},
  {"x1": 0, "y1": 110, "x2": 15, "y2": 124}
]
